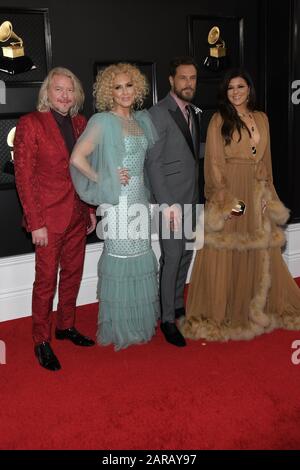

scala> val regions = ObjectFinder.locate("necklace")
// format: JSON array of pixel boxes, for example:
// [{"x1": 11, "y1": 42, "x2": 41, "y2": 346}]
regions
[{"x1": 238, "y1": 112, "x2": 257, "y2": 155}]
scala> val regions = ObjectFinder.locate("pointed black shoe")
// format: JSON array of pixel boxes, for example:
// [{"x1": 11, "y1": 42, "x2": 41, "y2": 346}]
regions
[
  {"x1": 160, "y1": 321, "x2": 186, "y2": 347},
  {"x1": 34, "y1": 342, "x2": 61, "y2": 371},
  {"x1": 175, "y1": 307, "x2": 186, "y2": 319},
  {"x1": 55, "y1": 327, "x2": 95, "y2": 346}
]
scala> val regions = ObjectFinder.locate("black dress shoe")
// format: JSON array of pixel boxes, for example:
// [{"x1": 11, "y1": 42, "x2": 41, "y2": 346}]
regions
[
  {"x1": 55, "y1": 327, "x2": 95, "y2": 346},
  {"x1": 175, "y1": 307, "x2": 186, "y2": 319},
  {"x1": 160, "y1": 321, "x2": 186, "y2": 347},
  {"x1": 34, "y1": 342, "x2": 61, "y2": 371}
]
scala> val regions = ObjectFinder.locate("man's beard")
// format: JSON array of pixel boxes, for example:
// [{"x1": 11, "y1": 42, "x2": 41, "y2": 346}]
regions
[{"x1": 173, "y1": 86, "x2": 195, "y2": 102}]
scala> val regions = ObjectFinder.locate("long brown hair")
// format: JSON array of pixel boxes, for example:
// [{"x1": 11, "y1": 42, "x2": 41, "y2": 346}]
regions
[{"x1": 218, "y1": 68, "x2": 256, "y2": 145}]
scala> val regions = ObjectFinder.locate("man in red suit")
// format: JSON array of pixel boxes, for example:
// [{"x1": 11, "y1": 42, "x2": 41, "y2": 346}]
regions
[{"x1": 14, "y1": 67, "x2": 97, "y2": 371}]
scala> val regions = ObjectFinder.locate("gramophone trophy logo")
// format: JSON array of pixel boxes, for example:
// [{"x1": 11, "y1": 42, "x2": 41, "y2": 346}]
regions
[
  {"x1": 4, "y1": 126, "x2": 16, "y2": 175},
  {"x1": 0, "y1": 20, "x2": 36, "y2": 74},
  {"x1": 203, "y1": 26, "x2": 228, "y2": 72}
]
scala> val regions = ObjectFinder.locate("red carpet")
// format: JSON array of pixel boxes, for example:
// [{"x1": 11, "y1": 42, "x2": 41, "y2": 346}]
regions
[{"x1": 1, "y1": 279, "x2": 300, "y2": 450}]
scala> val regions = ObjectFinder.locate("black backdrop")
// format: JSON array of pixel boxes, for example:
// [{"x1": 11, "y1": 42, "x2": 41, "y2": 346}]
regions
[{"x1": 0, "y1": 0, "x2": 299, "y2": 257}]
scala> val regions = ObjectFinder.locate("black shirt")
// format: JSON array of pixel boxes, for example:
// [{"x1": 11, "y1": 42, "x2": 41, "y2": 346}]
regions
[{"x1": 51, "y1": 109, "x2": 76, "y2": 154}]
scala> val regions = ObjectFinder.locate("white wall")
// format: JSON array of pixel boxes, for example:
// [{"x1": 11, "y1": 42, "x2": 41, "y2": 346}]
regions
[
  {"x1": 0, "y1": 242, "x2": 101, "y2": 323},
  {"x1": 1, "y1": 224, "x2": 300, "y2": 323},
  {"x1": 282, "y1": 223, "x2": 300, "y2": 278}
]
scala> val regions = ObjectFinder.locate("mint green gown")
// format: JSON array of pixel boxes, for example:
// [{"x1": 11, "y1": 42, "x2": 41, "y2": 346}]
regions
[{"x1": 70, "y1": 111, "x2": 159, "y2": 350}]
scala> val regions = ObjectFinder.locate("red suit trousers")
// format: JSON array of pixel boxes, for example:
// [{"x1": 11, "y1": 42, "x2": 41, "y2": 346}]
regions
[{"x1": 32, "y1": 203, "x2": 87, "y2": 344}]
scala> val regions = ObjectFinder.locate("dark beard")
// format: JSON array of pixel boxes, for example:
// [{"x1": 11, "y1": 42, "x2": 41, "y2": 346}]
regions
[{"x1": 173, "y1": 87, "x2": 195, "y2": 102}]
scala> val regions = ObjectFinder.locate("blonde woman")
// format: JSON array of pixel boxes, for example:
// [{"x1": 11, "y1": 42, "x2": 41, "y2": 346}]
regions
[{"x1": 70, "y1": 63, "x2": 159, "y2": 350}]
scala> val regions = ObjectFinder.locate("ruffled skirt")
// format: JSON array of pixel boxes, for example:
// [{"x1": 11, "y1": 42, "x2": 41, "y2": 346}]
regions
[{"x1": 97, "y1": 249, "x2": 159, "y2": 350}]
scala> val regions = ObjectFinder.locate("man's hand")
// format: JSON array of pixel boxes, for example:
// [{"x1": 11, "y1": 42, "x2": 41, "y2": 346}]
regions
[
  {"x1": 32, "y1": 227, "x2": 48, "y2": 247},
  {"x1": 163, "y1": 204, "x2": 182, "y2": 232},
  {"x1": 87, "y1": 213, "x2": 97, "y2": 235}
]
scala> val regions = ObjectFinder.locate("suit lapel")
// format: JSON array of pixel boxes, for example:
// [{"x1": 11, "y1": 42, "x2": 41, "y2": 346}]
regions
[
  {"x1": 71, "y1": 116, "x2": 81, "y2": 140},
  {"x1": 168, "y1": 107, "x2": 195, "y2": 158}
]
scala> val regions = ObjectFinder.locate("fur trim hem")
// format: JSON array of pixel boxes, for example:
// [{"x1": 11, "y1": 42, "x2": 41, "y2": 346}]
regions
[
  {"x1": 179, "y1": 309, "x2": 300, "y2": 343},
  {"x1": 249, "y1": 250, "x2": 271, "y2": 327},
  {"x1": 277, "y1": 312, "x2": 300, "y2": 330},
  {"x1": 180, "y1": 249, "x2": 274, "y2": 340},
  {"x1": 179, "y1": 315, "x2": 279, "y2": 342},
  {"x1": 179, "y1": 312, "x2": 300, "y2": 342}
]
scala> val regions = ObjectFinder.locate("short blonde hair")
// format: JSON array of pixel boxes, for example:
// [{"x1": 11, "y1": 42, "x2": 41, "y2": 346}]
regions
[
  {"x1": 93, "y1": 63, "x2": 149, "y2": 112},
  {"x1": 37, "y1": 67, "x2": 84, "y2": 116}
]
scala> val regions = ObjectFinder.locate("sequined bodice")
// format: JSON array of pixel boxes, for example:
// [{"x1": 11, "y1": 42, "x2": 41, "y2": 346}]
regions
[
  {"x1": 120, "y1": 134, "x2": 148, "y2": 204},
  {"x1": 105, "y1": 127, "x2": 150, "y2": 257}
]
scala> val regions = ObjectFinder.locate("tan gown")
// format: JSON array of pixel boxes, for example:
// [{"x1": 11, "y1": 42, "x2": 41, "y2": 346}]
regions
[{"x1": 181, "y1": 111, "x2": 300, "y2": 341}]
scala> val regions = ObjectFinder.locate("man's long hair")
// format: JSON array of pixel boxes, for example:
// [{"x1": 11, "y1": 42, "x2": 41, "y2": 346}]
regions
[{"x1": 37, "y1": 67, "x2": 84, "y2": 117}]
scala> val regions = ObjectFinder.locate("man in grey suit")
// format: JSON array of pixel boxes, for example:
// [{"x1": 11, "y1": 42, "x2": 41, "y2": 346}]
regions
[{"x1": 146, "y1": 56, "x2": 204, "y2": 347}]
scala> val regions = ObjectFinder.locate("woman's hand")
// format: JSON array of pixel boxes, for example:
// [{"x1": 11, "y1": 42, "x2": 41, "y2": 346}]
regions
[
  {"x1": 118, "y1": 167, "x2": 130, "y2": 185},
  {"x1": 262, "y1": 199, "x2": 267, "y2": 213}
]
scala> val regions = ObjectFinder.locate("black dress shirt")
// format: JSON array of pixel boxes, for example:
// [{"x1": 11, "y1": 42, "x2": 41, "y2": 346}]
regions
[{"x1": 51, "y1": 109, "x2": 76, "y2": 154}]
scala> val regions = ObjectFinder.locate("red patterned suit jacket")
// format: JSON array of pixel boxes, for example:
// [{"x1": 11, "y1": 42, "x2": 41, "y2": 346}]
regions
[{"x1": 14, "y1": 111, "x2": 91, "y2": 233}]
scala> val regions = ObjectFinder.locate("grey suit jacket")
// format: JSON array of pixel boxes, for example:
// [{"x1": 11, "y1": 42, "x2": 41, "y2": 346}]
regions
[{"x1": 145, "y1": 93, "x2": 203, "y2": 206}]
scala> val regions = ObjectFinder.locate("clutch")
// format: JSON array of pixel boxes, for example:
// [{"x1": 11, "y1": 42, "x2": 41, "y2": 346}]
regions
[{"x1": 231, "y1": 200, "x2": 246, "y2": 217}]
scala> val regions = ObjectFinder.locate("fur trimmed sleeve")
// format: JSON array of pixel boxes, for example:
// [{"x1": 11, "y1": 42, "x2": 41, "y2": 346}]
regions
[
  {"x1": 260, "y1": 112, "x2": 290, "y2": 225},
  {"x1": 204, "y1": 113, "x2": 239, "y2": 232},
  {"x1": 266, "y1": 199, "x2": 290, "y2": 225}
]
